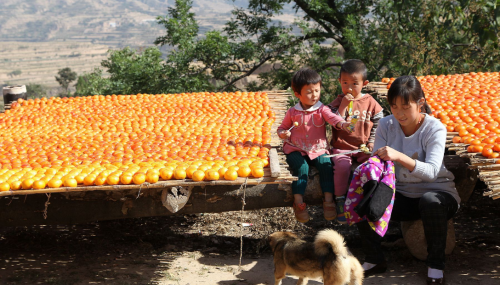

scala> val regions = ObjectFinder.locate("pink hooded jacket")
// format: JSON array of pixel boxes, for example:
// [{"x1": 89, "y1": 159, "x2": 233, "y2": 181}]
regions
[{"x1": 278, "y1": 102, "x2": 344, "y2": 160}]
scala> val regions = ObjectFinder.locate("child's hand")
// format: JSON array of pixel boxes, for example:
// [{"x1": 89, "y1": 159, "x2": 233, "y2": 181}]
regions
[
  {"x1": 278, "y1": 130, "x2": 291, "y2": 140},
  {"x1": 339, "y1": 121, "x2": 353, "y2": 133},
  {"x1": 344, "y1": 89, "x2": 355, "y2": 101},
  {"x1": 367, "y1": 143, "x2": 374, "y2": 152}
]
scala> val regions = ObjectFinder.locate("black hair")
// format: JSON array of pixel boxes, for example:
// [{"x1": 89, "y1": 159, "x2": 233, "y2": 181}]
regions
[
  {"x1": 387, "y1": 75, "x2": 432, "y2": 114},
  {"x1": 291, "y1": 68, "x2": 322, "y2": 94},
  {"x1": 339, "y1": 59, "x2": 367, "y2": 81}
]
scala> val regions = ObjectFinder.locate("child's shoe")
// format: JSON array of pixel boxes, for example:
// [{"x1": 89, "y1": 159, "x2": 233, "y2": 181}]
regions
[
  {"x1": 323, "y1": 201, "x2": 337, "y2": 221},
  {"x1": 293, "y1": 202, "x2": 310, "y2": 223},
  {"x1": 336, "y1": 196, "x2": 347, "y2": 224}
]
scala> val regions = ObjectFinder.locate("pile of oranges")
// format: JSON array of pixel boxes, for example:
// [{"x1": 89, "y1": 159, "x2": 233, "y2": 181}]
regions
[
  {"x1": 383, "y1": 72, "x2": 500, "y2": 159},
  {"x1": 0, "y1": 91, "x2": 275, "y2": 191}
]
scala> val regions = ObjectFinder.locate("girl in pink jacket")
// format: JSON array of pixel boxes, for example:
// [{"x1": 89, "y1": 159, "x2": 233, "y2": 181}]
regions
[{"x1": 278, "y1": 68, "x2": 349, "y2": 223}]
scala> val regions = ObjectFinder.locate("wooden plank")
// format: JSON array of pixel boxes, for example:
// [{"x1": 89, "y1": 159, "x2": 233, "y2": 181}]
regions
[
  {"x1": 269, "y1": 148, "x2": 281, "y2": 177},
  {"x1": 0, "y1": 183, "x2": 314, "y2": 226},
  {"x1": 0, "y1": 175, "x2": 298, "y2": 197}
]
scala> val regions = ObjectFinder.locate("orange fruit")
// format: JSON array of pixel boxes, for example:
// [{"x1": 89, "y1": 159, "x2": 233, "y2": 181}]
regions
[
  {"x1": 251, "y1": 167, "x2": 264, "y2": 178},
  {"x1": 224, "y1": 169, "x2": 238, "y2": 181},
  {"x1": 32, "y1": 180, "x2": 46, "y2": 189},
  {"x1": 75, "y1": 174, "x2": 86, "y2": 184},
  {"x1": 64, "y1": 178, "x2": 78, "y2": 188},
  {"x1": 83, "y1": 175, "x2": 96, "y2": 186},
  {"x1": 47, "y1": 178, "x2": 63, "y2": 188},
  {"x1": 227, "y1": 165, "x2": 239, "y2": 172},
  {"x1": 22, "y1": 178, "x2": 35, "y2": 189},
  {"x1": 10, "y1": 180, "x2": 22, "y2": 190},
  {"x1": 192, "y1": 170, "x2": 205, "y2": 182},
  {"x1": 185, "y1": 166, "x2": 198, "y2": 179},
  {"x1": 146, "y1": 172, "x2": 159, "y2": 183},
  {"x1": 94, "y1": 175, "x2": 107, "y2": 186},
  {"x1": 0, "y1": 92, "x2": 274, "y2": 178},
  {"x1": 133, "y1": 173, "x2": 146, "y2": 184},
  {"x1": 237, "y1": 166, "x2": 252, "y2": 177},
  {"x1": 0, "y1": 182, "x2": 10, "y2": 192},
  {"x1": 205, "y1": 170, "x2": 220, "y2": 181},
  {"x1": 218, "y1": 167, "x2": 228, "y2": 177},
  {"x1": 120, "y1": 173, "x2": 133, "y2": 185},
  {"x1": 160, "y1": 168, "x2": 173, "y2": 180},
  {"x1": 106, "y1": 175, "x2": 120, "y2": 185},
  {"x1": 174, "y1": 169, "x2": 187, "y2": 180}
]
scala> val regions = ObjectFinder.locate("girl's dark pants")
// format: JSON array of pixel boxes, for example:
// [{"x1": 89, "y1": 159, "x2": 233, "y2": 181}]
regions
[
  {"x1": 357, "y1": 191, "x2": 459, "y2": 270},
  {"x1": 285, "y1": 151, "x2": 333, "y2": 195}
]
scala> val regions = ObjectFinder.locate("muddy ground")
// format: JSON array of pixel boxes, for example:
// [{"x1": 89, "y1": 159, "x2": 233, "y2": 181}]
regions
[{"x1": 0, "y1": 185, "x2": 499, "y2": 285}]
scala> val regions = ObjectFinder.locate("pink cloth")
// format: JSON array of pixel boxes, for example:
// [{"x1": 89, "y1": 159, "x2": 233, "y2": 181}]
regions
[
  {"x1": 331, "y1": 149, "x2": 371, "y2": 196},
  {"x1": 345, "y1": 156, "x2": 396, "y2": 237},
  {"x1": 278, "y1": 102, "x2": 344, "y2": 160}
]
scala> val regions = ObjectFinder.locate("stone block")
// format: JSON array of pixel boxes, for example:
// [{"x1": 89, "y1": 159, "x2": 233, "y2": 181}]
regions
[{"x1": 401, "y1": 219, "x2": 455, "y2": 261}]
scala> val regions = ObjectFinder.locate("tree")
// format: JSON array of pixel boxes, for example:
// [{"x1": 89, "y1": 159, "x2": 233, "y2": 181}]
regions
[
  {"x1": 55, "y1": 67, "x2": 77, "y2": 92},
  {"x1": 25, "y1": 83, "x2": 47, "y2": 99},
  {"x1": 74, "y1": 68, "x2": 110, "y2": 96},
  {"x1": 8, "y1": 70, "x2": 22, "y2": 78},
  {"x1": 76, "y1": 0, "x2": 500, "y2": 99},
  {"x1": 154, "y1": 0, "x2": 499, "y2": 100},
  {"x1": 343, "y1": 0, "x2": 500, "y2": 78}
]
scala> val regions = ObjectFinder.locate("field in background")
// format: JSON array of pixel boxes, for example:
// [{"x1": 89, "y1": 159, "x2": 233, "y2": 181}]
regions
[{"x1": 0, "y1": 41, "x2": 109, "y2": 88}]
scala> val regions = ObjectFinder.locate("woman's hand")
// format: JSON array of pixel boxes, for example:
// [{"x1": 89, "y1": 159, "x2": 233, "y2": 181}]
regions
[
  {"x1": 373, "y1": 146, "x2": 402, "y2": 162},
  {"x1": 278, "y1": 130, "x2": 291, "y2": 140}
]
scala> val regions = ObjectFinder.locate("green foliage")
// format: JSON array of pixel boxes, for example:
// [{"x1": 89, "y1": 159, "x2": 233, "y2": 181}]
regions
[
  {"x1": 101, "y1": 47, "x2": 166, "y2": 95},
  {"x1": 74, "y1": 68, "x2": 110, "y2": 96},
  {"x1": 74, "y1": 0, "x2": 500, "y2": 101},
  {"x1": 343, "y1": 0, "x2": 500, "y2": 78},
  {"x1": 25, "y1": 83, "x2": 47, "y2": 99},
  {"x1": 8, "y1": 69, "x2": 22, "y2": 77},
  {"x1": 55, "y1": 67, "x2": 77, "y2": 91}
]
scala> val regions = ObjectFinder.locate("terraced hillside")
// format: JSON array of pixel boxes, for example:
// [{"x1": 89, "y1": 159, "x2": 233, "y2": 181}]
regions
[
  {"x1": 0, "y1": 42, "x2": 109, "y2": 88},
  {"x1": 0, "y1": 0, "x2": 240, "y2": 47}
]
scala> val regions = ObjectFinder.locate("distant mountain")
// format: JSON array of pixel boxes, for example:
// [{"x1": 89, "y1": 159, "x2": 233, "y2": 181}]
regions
[
  {"x1": 0, "y1": 0, "x2": 261, "y2": 48},
  {"x1": 0, "y1": 0, "x2": 298, "y2": 89}
]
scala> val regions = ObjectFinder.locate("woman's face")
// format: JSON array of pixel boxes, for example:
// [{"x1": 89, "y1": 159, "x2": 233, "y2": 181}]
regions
[{"x1": 390, "y1": 96, "x2": 422, "y2": 128}]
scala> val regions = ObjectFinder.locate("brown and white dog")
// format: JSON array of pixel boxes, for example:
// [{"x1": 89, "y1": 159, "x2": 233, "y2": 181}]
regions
[{"x1": 268, "y1": 229, "x2": 364, "y2": 285}]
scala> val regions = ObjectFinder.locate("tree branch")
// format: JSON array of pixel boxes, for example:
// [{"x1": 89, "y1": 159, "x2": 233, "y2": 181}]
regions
[
  {"x1": 316, "y1": 62, "x2": 342, "y2": 73},
  {"x1": 218, "y1": 55, "x2": 274, "y2": 91}
]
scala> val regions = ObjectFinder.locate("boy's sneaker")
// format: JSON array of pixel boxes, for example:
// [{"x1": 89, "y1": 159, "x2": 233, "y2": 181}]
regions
[
  {"x1": 323, "y1": 201, "x2": 337, "y2": 221},
  {"x1": 293, "y1": 202, "x2": 310, "y2": 223},
  {"x1": 336, "y1": 196, "x2": 347, "y2": 224}
]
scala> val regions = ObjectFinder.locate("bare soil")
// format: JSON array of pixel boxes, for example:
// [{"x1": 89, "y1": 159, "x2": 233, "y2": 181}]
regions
[{"x1": 0, "y1": 186, "x2": 499, "y2": 285}]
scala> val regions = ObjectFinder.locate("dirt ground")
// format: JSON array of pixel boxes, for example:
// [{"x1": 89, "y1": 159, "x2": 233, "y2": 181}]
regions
[{"x1": 0, "y1": 185, "x2": 499, "y2": 285}]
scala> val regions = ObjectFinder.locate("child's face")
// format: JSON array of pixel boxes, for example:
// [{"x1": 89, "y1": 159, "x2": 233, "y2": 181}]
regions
[
  {"x1": 339, "y1": 72, "x2": 369, "y2": 99},
  {"x1": 390, "y1": 96, "x2": 423, "y2": 128},
  {"x1": 295, "y1": 82, "x2": 321, "y2": 110}
]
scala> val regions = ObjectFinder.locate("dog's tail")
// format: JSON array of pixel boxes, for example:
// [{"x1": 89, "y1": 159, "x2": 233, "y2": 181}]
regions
[{"x1": 314, "y1": 229, "x2": 349, "y2": 258}]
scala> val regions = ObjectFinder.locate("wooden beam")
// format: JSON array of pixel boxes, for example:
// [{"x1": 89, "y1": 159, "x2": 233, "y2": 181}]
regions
[{"x1": 269, "y1": 148, "x2": 281, "y2": 177}]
